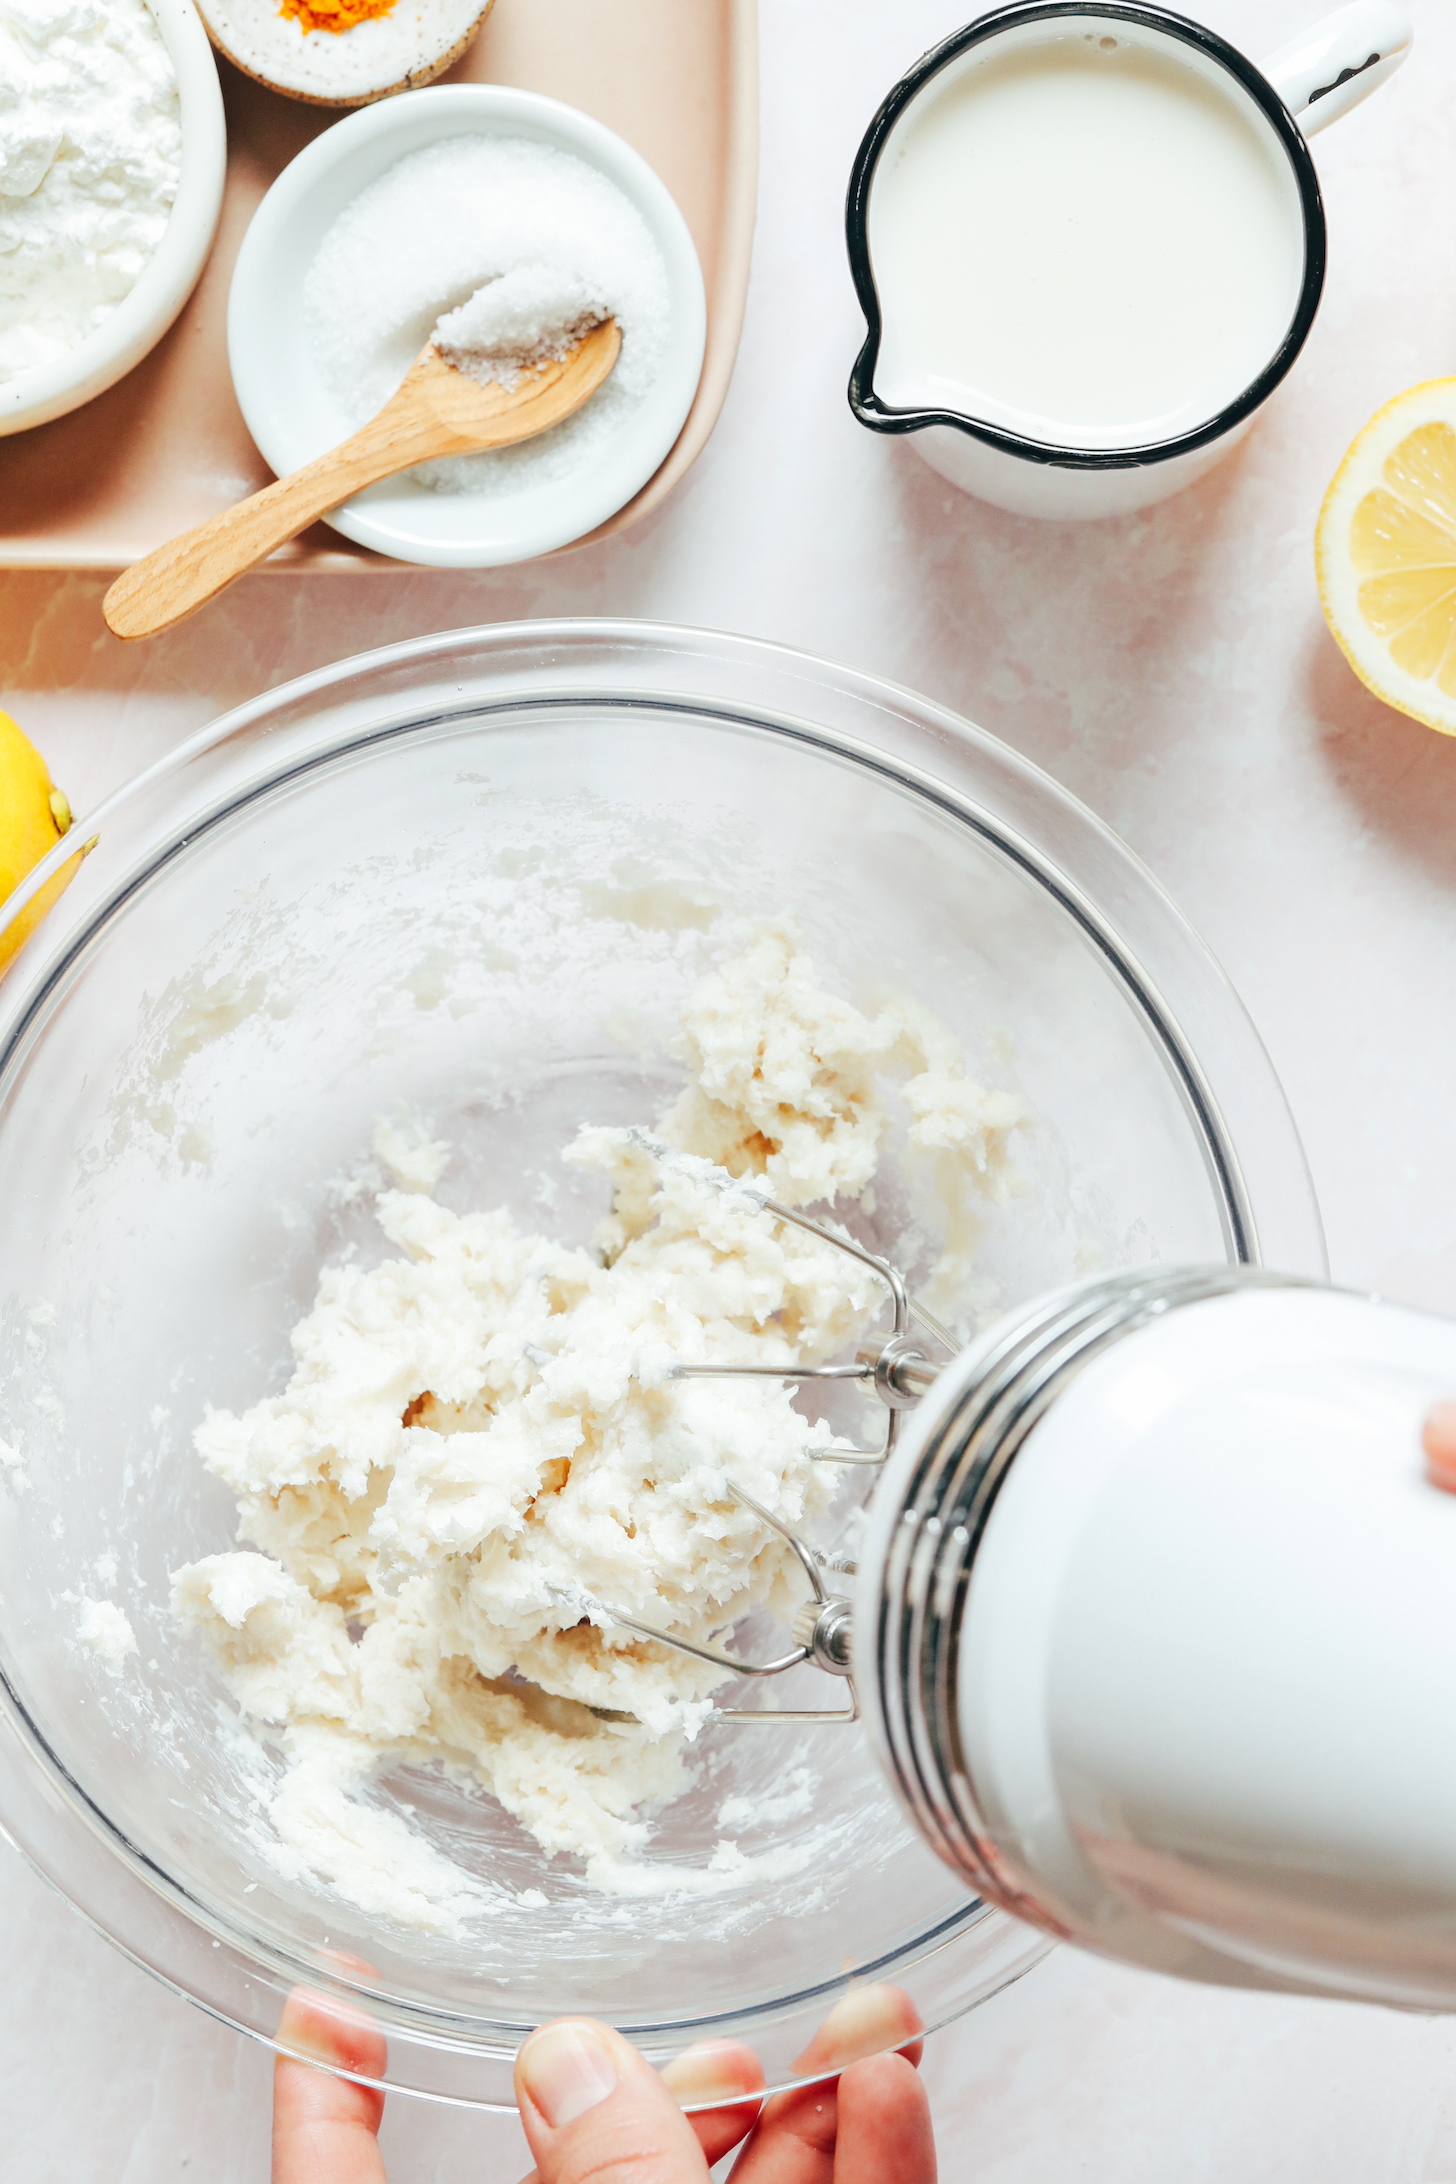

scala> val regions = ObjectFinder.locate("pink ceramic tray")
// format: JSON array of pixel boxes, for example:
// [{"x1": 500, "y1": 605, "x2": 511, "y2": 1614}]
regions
[{"x1": 0, "y1": 0, "x2": 756, "y2": 570}]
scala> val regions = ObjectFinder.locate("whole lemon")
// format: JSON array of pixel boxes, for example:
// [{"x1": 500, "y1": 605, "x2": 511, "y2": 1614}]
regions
[{"x1": 0, "y1": 709, "x2": 80, "y2": 976}]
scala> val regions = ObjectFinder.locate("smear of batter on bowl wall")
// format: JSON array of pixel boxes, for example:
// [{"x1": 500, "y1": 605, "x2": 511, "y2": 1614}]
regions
[{"x1": 171, "y1": 924, "x2": 1026, "y2": 1931}]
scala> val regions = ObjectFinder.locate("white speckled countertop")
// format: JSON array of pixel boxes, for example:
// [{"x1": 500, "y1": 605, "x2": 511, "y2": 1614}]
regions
[{"x1": 6, "y1": 0, "x2": 1456, "y2": 2175}]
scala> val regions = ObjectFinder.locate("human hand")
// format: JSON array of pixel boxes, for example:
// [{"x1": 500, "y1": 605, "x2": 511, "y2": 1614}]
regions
[
  {"x1": 272, "y1": 1986, "x2": 387, "y2": 2184},
  {"x1": 1424, "y1": 1401, "x2": 1456, "y2": 1492},
  {"x1": 270, "y1": 1978, "x2": 934, "y2": 2183},
  {"x1": 513, "y1": 1981, "x2": 934, "y2": 2183}
]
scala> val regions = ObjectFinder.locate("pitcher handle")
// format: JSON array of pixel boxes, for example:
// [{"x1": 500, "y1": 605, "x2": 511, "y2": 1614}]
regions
[{"x1": 1262, "y1": 0, "x2": 1412, "y2": 136}]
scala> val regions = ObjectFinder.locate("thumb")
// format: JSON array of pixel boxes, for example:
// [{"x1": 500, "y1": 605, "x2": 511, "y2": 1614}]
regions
[
  {"x1": 1424, "y1": 1401, "x2": 1456, "y2": 1491},
  {"x1": 515, "y1": 2018, "x2": 708, "y2": 2184}
]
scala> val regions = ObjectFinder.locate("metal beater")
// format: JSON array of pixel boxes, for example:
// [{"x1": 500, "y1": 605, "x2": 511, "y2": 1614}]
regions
[{"x1": 563, "y1": 1134, "x2": 956, "y2": 1725}]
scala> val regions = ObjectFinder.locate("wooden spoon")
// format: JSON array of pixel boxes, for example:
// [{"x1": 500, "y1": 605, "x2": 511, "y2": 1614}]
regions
[{"x1": 103, "y1": 318, "x2": 622, "y2": 641}]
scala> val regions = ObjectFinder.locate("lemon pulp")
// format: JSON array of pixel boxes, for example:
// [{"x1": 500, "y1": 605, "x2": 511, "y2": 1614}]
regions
[
  {"x1": 1350, "y1": 424, "x2": 1456, "y2": 695},
  {"x1": 1315, "y1": 380, "x2": 1456, "y2": 736}
]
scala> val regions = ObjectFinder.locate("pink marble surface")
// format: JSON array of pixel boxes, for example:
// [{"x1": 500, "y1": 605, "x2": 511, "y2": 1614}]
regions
[{"x1": 5, "y1": 0, "x2": 1456, "y2": 2175}]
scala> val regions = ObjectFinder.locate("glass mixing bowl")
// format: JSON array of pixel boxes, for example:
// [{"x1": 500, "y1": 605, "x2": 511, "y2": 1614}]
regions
[{"x1": 0, "y1": 622, "x2": 1325, "y2": 2107}]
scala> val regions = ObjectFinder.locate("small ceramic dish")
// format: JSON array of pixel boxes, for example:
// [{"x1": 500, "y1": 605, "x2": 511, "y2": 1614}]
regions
[
  {"x1": 0, "y1": 0, "x2": 227, "y2": 441},
  {"x1": 227, "y1": 85, "x2": 708, "y2": 567},
  {"x1": 197, "y1": 0, "x2": 496, "y2": 108}
]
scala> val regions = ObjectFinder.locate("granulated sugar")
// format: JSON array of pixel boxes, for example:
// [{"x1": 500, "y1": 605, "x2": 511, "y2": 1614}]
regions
[
  {"x1": 433, "y1": 261, "x2": 607, "y2": 389},
  {"x1": 303, "y1": 134, "x2": 672, "y2": 495}
]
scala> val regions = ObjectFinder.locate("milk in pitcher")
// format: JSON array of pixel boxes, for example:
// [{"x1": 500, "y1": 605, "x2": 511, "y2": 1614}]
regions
[{"x1": 868, "y1": 27, "x2": 1307, "y2": 448}]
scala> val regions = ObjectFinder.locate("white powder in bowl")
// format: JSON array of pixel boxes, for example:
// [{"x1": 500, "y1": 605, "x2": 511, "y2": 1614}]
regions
[
  {"x1": 0, "y1": 0, "x2": 181, "y2": 386},
  {"x1": 302, "y1": 134, "x2": 672, "y2": 495}
]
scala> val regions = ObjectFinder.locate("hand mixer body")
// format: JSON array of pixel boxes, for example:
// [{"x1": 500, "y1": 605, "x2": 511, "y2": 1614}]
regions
[
  {"x1": 856, "y1": 1273, "x2": 1456, "y2": 2011},
  {"x1": 582, "y1": 1155, "x2": 1456, "y2": 2010}
]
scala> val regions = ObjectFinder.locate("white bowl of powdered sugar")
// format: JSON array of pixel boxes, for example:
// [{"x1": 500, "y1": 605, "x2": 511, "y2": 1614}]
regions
[
  {"x1": 0, "y1": 0, "x2": 227, "y2": 438},
  {"x1": 227, "y1": 85, "x2": 707, "y2": 566}
]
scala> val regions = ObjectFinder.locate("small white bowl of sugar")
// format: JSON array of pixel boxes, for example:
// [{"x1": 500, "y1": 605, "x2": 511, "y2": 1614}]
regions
[{"x1": 227, "y1": 84, "x2": 707, "y2": 566}]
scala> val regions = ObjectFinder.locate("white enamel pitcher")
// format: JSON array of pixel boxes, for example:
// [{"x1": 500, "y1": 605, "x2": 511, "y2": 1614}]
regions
[{"x1": 847, "y1": 3, "x2": 1413, "y2": 520}]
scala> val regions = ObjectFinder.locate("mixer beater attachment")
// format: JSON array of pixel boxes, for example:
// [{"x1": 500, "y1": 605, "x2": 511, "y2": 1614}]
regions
[{"x1": 565, "y1": 1138, "x2": 956, "y2": 1726}]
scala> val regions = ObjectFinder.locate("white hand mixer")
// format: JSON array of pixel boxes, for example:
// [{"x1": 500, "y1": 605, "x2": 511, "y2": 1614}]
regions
[{"x1": 578, "y1": 1157, "x2": 1456, "y2": 2014}]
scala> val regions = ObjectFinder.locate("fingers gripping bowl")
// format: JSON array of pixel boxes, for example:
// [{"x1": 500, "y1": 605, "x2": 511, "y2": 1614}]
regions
[{"x1": 0, "y1": 624, "x2": 1324, "y2": 2106}]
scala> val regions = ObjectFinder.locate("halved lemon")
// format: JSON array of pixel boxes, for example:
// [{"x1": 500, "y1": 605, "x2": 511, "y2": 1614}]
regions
[
  {"x1": 1317, "y1": 380, "x2": 1456, "y2": 736},
  {"x1": 0, "y1": 709, "x2": 80, "y2": 977}
]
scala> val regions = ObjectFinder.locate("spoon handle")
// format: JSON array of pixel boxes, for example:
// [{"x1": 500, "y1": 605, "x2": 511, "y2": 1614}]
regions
[
  {"x1": 103, "y1": 320, "x2": 619, "y2": 642},
  {"x1": 102, "y1": 397, "x2": 452, "y2": 641}
]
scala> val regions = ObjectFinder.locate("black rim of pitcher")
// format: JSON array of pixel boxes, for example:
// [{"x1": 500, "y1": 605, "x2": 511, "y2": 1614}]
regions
[{"x1": 844, "y1": 1, "x2": 1328, "y2": 473}]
